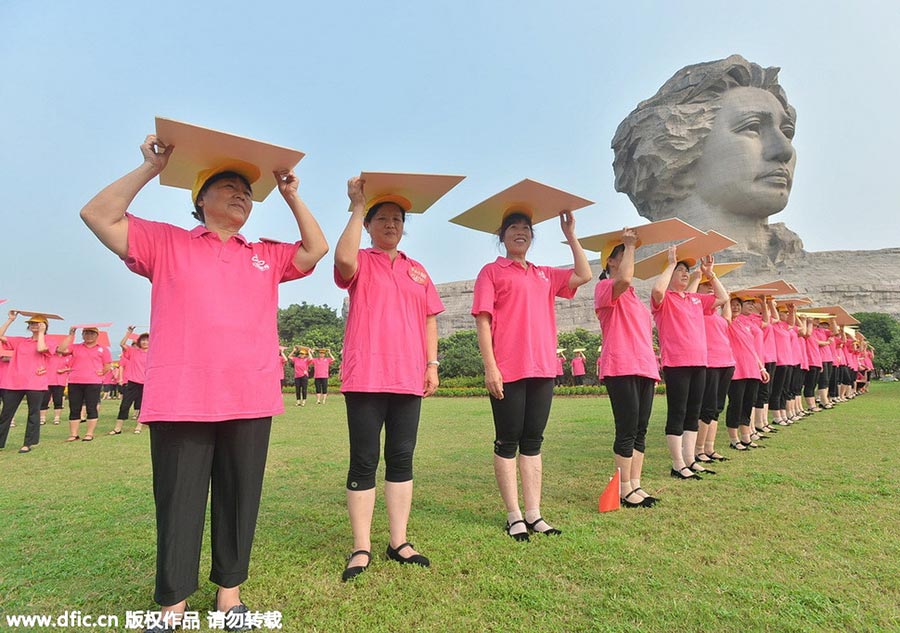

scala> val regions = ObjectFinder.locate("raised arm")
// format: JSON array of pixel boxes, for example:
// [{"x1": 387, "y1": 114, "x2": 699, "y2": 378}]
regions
[
  {"x1": 476, "y1": 313, "x2": 504, "y2": 400},
  {"x1": 611, "y1": 228, "x2": 637, "y2": 300},
  {"x1": 80, "y1": 135, "x2": 173, "y2": 259},
  {"x1": 273, "y1": 169, "x2": 329, "y2": 273},
  {"x1": 57, "y1": 327, "x2": 76, "y2": 354},
  {"x1": 119, "y1": 325, "x2": 135, "y2": 351},
  {"x1": 0, "y1": 310, "x2": 17, "y2": 342},
  {"x1": 699, "y1": 255, "x2": 728, "y2": 308},
  {"x1": 335, "y1": 177, "x2": 367, "y2": 282},
  {"x1": 651, "y1": 246, "x2": 678, "y2": 306},
  {"x1": 35, "y1": 321, "x2": 48, "y2": 353},
  {"x1": 560, "y1": 211, "x2": 592, "y2": 289}
]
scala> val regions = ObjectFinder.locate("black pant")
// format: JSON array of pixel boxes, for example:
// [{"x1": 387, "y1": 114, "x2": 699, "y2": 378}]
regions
[
  {"x1": 604, "y1": 375, "x2": 655, "y2": 457},
  {"x1": 700, "y1": 366, "x2": 734, "y2": 423},
  {"x1": 314, "y1": 377, "x2": 328, "y2": 394},
  {"x1": 818, "y1": 361, "x2": 833, "y2": 390},
  {"x1": 787, "y1": 365, "x2": 803, "y2": 398},
  {"x1": 0, "y1": 390, "x2": 44, "y2": 448},
  {"x1": 294, "y1": 376, "x2": 308, "y2": 401},
  {"x1": 117, "y1": 381, "x2": 144, "y2": 420},
  {"x1": 68, "y1": 383, "x2": 102, "y2": 420},
  {"x1": 574, "y1": 375, "x2": 584, "y2": 386},
  {"x1": 726, "y1": 379, "x2": 759, "y2": 429},
  {"x1": 803, "y1": 367, "x2": 821, "y2": 398},
  {"x1": 768, "y1": 365, "x2": 789, "y2": 409},
  {"x1": 662, "y1": 366, "x2": 706, "y2": 436},
  {"x1": 829, "y1": 364, "x2": 840, "y2": 397},
  {"x1": 754, "y1": 362, "x2": 776, "y2": 407},
  {"x1": 41, "y1": 385, "x2": 65, "y2": 411},
  {"x1": 149, "y1": 418, "x2": 271, "y2": 606},
  {"x1": 489, "y1": 378, "x2": 554, "y2": 458},
  {"x1": 344, "y1": 392, "x2": 422, "y2": 491}
]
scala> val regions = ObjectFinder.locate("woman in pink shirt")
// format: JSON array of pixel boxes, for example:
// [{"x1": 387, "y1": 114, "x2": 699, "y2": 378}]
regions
[
  {"x1": 57, "y1": 326, "x2": 112, "y2": 442},
  {"x1": 0, "y1": 311, "x2": 50, "y2": 453},
  {"x1": 335, "y1": 177, "x2": 444, "y2": 581},
  {"x1": 79, "y1": 134, "x2": 328, "y2": 629},
  {"x1": 41, "y1": 345, "x2": 71, "y2": 425},
  {"x1": 109, "y1": 326, "x2": 149, "y2": 435},
  {"x1": 555, "y1": 351, "x2": 566, "y2": 386},
  {"x1": 570, "y1": 351, "x2": 587, "y2": 386},
  {"x1": 726, "y1": 296, "x2": 770, "y2": 450},
  {"x1": 290, "y1": 346, "x2": 312, "y2": 407},
  {"x1": 594, "y1": 229, "x2": 660, "y2": 508},
  {"x1": 312, "y1": 349, "x2": 335, "y2": 404},
  {"x1": 473, "y1": 211, "x2": 591, "y2": 540},
  {"x1": 814, "y1": 318, "x2": 838, "y2": 409},
  {"x1": 766, "y1": 301, "x2": 795, "y2": 427},
  {"x1": 651, "y1": 249, "x2": 728, "y2": 479}
]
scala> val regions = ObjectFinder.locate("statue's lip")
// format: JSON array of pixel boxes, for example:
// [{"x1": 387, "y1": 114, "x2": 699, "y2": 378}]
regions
[{"x1": 758, "y1": 168, "x2": 792, "y2": 184}]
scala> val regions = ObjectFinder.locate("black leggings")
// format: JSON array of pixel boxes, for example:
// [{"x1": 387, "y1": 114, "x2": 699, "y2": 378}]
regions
[
  {"x1": 700, "y1": 366, "x2": 734, "y2": 423},
  {"x1": 0, "y1": 389, "x2": 45, "y2": 448},
  {"x1": 787, "y1": 365, "x2": 803, "y2": 399},
  {"x1": 294, "y1": 376, "x2": 308, "y2": 401},
  {"x1": 662, "y1": 366, "x2": 706, "y2": 436},
  {"x1": 345, "y1": 392, "x2": 422, "y2": 491},
  {"x1": 45, "y1": 385, "x2": 65, "y2": 410},
  {"x1": 604, "y1": 375, "x2": 655, "y2": 457},
  {"x1": 803, "y1": 367, "x2": 821, "y2": 398},
  {"x1": 726, "y1": 379, "x2": 759, "y2": 429},
  {"x1": 314, "y1": 377, "x2": 328, "y2": 394},
  {"x1": 67, "y1": 383, "x2": 102, "y2": 420},
  {"x1": 754, "y1": 362, "x2": 777, "y2": 407},
  {"x1": 489, "y1": 378, "x2": 554, "y2": 458},
  {"x1": 768, "y1": 365, "x2": 789, "y2": 409},
  {"x1": 117, "y1": 381, "x2": 144, "y2": 420},
  {"x1": 840, "y1": 365, "x2": 854, "y2": 386},
  {"x1": 818, "y1": 361, "x2": 833, "y2": 390}
]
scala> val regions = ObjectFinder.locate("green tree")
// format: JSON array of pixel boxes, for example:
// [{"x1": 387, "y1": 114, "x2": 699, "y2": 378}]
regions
[
  {"x1": 438, "y1": 330, "x2": 483, "y2": 378},
  {"x1": 278, "y1": 302, "x2": 343, "y2": 342},
  {"x1": 854, "y1": 312, "x2": 900, "y2": 373}
]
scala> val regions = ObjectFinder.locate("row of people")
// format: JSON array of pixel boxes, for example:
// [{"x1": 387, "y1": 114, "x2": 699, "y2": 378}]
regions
[{"x1": 73, "y1": 135, "x2": 875, "y2": 632}]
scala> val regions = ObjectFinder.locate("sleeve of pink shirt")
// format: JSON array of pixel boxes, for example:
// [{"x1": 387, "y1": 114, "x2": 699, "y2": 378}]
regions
[
  {"x1": 423, "y1": 272, "x2": 446, "y2": 316},
  {"x1": 101, "y1": 346, "x2": 112, "y2": 364},
  {"x1": 698, "y1": 293, "x2": 717, "y2": 313},
  {"x1": 334, "y1": 249, "x2": 366, "y2": 290},
  {"x1": 548, "y1": 267, "x2": 577, "y2": 299},
  {"x1": 124, "y1": 214, "x2": 170, "y2": 278},
  {"x1": 471, "y1": 264, "x2": 495, "y2": 316},
  {"x1": 266, "y1": 240, "x2": 311, "y2": 283},
  {"x1": 593, "y1": 278, "x2": 616, "y2": 312}
]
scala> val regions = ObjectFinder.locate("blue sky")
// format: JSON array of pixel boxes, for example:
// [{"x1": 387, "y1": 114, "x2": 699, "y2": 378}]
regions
[{"x1": 2, "y1": 1, "x2": 898, "y2": 340}]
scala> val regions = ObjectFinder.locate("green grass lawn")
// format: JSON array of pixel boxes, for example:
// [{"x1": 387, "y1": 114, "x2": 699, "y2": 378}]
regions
[{"x1": 1, "y1": 384, "x2": 899, "y2": 632}]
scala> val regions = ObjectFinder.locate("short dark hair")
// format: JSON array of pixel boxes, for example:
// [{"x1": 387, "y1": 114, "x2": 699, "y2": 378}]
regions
[
  {"x1": 192, "y1": 171, "x2": 253, "y2": 224},
  {"x1": 601, "y1": 243, "x2": 627, "y2": 278},
  {"x1": 137, "y1": 333, "x2": 150, "y2": 344},
  {"x1": 497, "y1": 212, "x2": 534, "y2": 243},
  {"x1": 675, "y1": 260, "x2": 692, "y2": 272},
  {"x1": 365, "y1": 201, "x2": 407, "y2": 225}
]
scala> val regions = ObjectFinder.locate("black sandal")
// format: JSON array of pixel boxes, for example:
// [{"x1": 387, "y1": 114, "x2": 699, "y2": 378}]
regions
[
  {"x1": 505, "y1": 519, "x2": 529, "y2": 542},
  {"x1": 525, "y1": 516, "x2": 562, "y2": 536},
  {"x1": 386, "y1": 542, "x2": 430, "y2": 567},
  {"x1": 341, "y1": 549, "x2": 371, "y2": 582},
  {"x1": 688, "y1": 461, "x2": 717, "y2": 475},
  {"x1": 633, "y1": 487, "x2": 659, "y2": 505}
]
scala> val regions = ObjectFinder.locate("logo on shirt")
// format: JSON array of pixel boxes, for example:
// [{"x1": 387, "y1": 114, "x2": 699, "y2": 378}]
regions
[
  {"x1": 690, "y1": 297, "x2": 701, "y2": 305},
  {"x1": 536, "y1": 269, "x2": 549, "y2": 282},
  {"x1": 408, "y1": 267, "x2": 428, "y2": 285},
  {"x1": 251, "y1": 254, "x2": 270, "y2": 272}
]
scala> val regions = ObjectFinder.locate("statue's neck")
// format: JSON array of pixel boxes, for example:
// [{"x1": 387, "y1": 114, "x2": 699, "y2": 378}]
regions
[{"x1": 665, "y1": 196, "x2": 771, "y2": 255}]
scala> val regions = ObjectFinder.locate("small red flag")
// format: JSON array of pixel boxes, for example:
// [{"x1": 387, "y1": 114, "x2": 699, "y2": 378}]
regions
[{"x1": 598, "y1": 468, "x2": 621, "y2": 513}]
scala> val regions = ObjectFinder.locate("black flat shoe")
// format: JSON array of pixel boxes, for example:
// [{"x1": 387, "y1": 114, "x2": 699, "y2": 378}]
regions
[
  {"x1": 632, "y1": 487, "x2": 659, "y2": 506},
  {"x1": 688, "y1": 461, "x2": 717, "y2": 475},
  {"x1": 670, "y1": 467, "x2": 701, "y2": 480},
  {"x1": 214, "y1": 592, "x2": 255, "y2": 631},
  {"x1": 386, "y1": 542, "x2": 430, "y2": 567},
  {"x1": 621, "y1": 490, "x2": 656, "y2": 508},
  {"x1": 505, "y1": 519, "x2": 529, "y2": 542},
  {"x1": 525, "y1": 516, "x2": 562, "y2": 535},
  {"x1": 341, "y1": 549, "x2": 371, "y2": 582},
  {"x1": 707, "y1": 452, "x2": 729, "y2": 461}
]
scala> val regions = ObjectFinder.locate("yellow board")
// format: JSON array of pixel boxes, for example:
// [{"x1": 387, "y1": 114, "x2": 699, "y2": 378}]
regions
[
  {"x1": 155, "y1": 117, "x2": 305, "y2": 203},
  {"x1": 450, "y1": 179, "x2": 593, "y2": 234},
  {"x1": 13, "y1": 310, "x2": 64, "y2": 320},
  {"x1": 575, "y1": 218, "x2": 705, "y2": 266},
  {"x1": 747, "y1": 280, "x2": 798, "y2": 296},
  {"x1": 356, "y1": 172, "x2": 466, "y2": 214},
  {"x1": 805, "y1": 305, "x2": 860, "y2": 326},
  {"x1": 632, "y1": 231, "x2": 737, "y2": 280}
]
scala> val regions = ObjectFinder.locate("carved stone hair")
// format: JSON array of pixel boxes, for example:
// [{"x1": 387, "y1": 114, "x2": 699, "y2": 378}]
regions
[{"x1": 611, "y1": 54, "x2": 796, "y2": 219}]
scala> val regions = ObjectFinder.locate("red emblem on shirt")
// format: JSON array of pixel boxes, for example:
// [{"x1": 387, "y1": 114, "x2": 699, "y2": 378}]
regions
[{"x1": 408, "y1": 267, "x2": 428, "y2": 285}]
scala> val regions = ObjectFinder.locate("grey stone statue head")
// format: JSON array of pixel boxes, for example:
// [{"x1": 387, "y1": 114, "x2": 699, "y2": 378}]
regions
[{"x1": 612, "y1": 55, "x2": 797, "y2": 251}]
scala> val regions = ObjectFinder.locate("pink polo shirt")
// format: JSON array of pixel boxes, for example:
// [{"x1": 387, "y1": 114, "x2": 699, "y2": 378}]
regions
[
  {"x1": 770, "y1": 321, "x2": 794, "y2": 366},
  {"x1": 1, "y1": 337, "x2": 50, "y2": 391},
  {"x1": 121, "y1": 346, "x2": 149, "y2": 384},
  {"x1": 729, "y1": 314, "x2": 764, "y2": 380},
  {"x1": 291, "y1": 357, "x2": 312, "y2": 379},
  {"x1": 594, "y1": 279, "x2": 659, "y2": 381},
  {"x1": 66, "y1": 343, "x2": 111, "y2": 384},
  {"x1": 804, "y1": 334, "x2": 822, "y2": 368},
  {"x1": 0, "y1": 356, "x2": 9, "y2": 389},
  {"x1": 556, "y1": 358, "x2": 564, "y2": 376},
  {"x1": 789, "y1": 329, "x2": 805, "y2": 369},
  {"x1": 472, "y1": 257, "x2": 576, "y2": 382},
  {"x1": 571, "y1": 357, "x2": 585, "y2": 376},
  {"x1": 759, "y1": 319, "x2": 777, "y2": 363},
  {"x1": 814, "y1": 328, "x2": 832, "y2": 362},
  {"x1": 651, "y1": 290, "x2": 716, "y2": 368},
  {"x1": 311, "y1": 357, "x2": 334, "y2": 380},
  {"x1": 336, "y1": 248, "x2": 444, "y2": 395},
  {"x1": 124, "y1": 214, "x2": 310, "y2": 422},
  {"x1": 47, "y1": 352, "x2": 71, "y2": 387},
  {"x1": 704, "y1": 312, "x2": 736, "y2": 368}
]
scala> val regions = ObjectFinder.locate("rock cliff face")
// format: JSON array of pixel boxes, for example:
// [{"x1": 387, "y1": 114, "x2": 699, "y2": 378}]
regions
[{"x1": 432, "y1": 234, "x2": 900, "y2": 337}]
